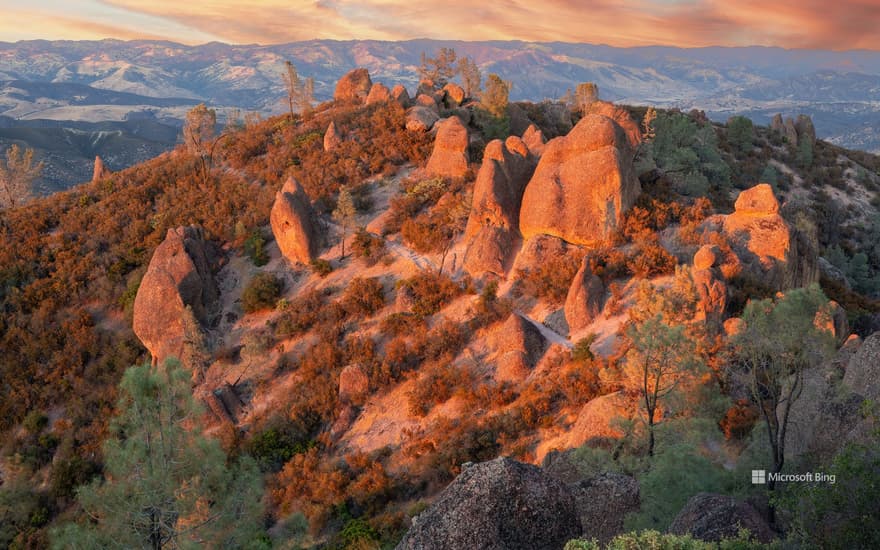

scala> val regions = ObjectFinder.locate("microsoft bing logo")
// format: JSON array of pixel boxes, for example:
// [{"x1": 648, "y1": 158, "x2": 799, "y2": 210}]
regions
[{"x1": 751, "y1": 470, "x2": 766, "y2": 484}]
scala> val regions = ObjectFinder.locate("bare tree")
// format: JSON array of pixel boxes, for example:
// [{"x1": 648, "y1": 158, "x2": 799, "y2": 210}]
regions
[
  {"x1": 282, "y1": 61, "x2": 315, "y2": 119},
  {"x1": 0, "y1": 144, "x2": 43, "y2": 209},
  {"x1": 182, "y1": 104, "x2": 218, "y2": 185},
  {"x1": 419, "y1": 48, "x2": 458, "y2": 86},
  {"x1": 333, "y1": 186, "x2": 356, "y2": 259}
]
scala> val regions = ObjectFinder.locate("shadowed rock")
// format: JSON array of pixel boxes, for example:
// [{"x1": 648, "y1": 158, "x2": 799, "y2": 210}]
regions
[
  {"x1": 270, "y1": 177, "x2": 320, "y2": 265},
  {"x1": 486, "y1": 313, "x2": 547, "y2": 383},
  {"x1": 334, "y1": 68, "x2": 372, "y2": 102},
  {"x1": 692, "y1": 245, "x2": 727, "y2": 328},
  {"x1": 442, "y1": 82, "x2": 465, "y2": 107},
  {"x1": 463, "y1": 137, "x2": 537, "y2": 276},
  {"x1": 395, "y1": 457, "x2": 581, "y2": 550},
  {"x1": 565, "y1": 257, "x2": 605, "y2": 334},
  {"x1": 405, "y1": 106, "x2": 439, "y2": 132},
  {"x1": 669, "y1": 493, "x2": 776, "y2": 543},
  {"x1": 132, "y1": 226, "x2": 217, "y2": 366},
  {"x1": 366, "y1": 82, "x2": 392, "y2": 105},
  {"x1": 519, "y1": 110, "x2": 641, "y2": 246},
  {"x1": 391, "y1": 84, "x2": 411, "y2": 107}
]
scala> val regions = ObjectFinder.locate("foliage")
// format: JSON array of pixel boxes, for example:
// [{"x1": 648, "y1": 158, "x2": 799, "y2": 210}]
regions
[
  {"x1": 650, "y1": 111, "x2": 731, "y2": 197},
  {"x1": 777, "y1": 443, "x2": 880, "y2": 550},
  {"x1": 565, "y1": 529, "x2": 777, "y2": 550},
  {"x1": 182, "y1": 103, "x2": 216, "y2": 157},
  {"x1": 51, "y1": 361, "x2": 267, "y2": 548},
  {"x1": 457, "y1": 56, "x2": 482, "y2": 99},
  {"x1": 342, "y1": 277, "x2": 386, "y2": 317},
  {"x1": 397, "y1": 271, "x2": 463, "y2": 316},
  {"x1": 333, "y1": 186, "x2": 357, "y2": 258},
  {"x1": 244, "y1": 229, "x2": 269, "y2": 266},
  {"x1": 727, "y1": 116, "x2": 755, "y2": 155},
  {"x1": 419, "y1": 48, "x2": 458, "y2": 85},
  {"x1": 0, "y1": 144, "x2": 44, "y2": 208},
  {"x1": 731, "y1": 285, "x2": 836, "y2": 490},
  {"x1": 516, "y1": 253, "x2": 581, "y2": 305},
  {"x1": 310, "y1": 258, "x2": 334, "y2": 277},
  {"x1": 282, "y1": 60, "x2": 314, "y2": 117},
  {"x1": 479, "y1": 73, "x2": 511, "y2": 138},
  {"x1": 242, "y1": 272, "x2": 284, "y2": 313},
  {"x1": 351, "y1": 228, "x2": 387, "y2": 266}
]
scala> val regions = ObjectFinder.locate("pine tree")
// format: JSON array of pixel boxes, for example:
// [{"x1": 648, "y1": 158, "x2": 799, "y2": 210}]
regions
[
  {"x1": 51, "y1": 361, "x2": 267, "y2": 549},
  {"x1": 333, "y1": 187, "x2": 356, "y2": 260},
  {"x1": 458, "y1": 56, "x2": 481, "y2": 99}
]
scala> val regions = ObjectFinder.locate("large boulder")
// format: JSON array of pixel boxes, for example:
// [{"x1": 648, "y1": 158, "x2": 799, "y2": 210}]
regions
[
  {"x1": 269, "y1": 177, "x2": 320, "y2": 265},
  {"x1": 564, "y1": 257, "x2": 605, "y2": 334},
  {"x1": 717, "y1": 184, "x2": 813, "y2": 289},
  {"x1": 586, "y1": 101, "x2": 641, "y2": 152},
  {"x1": 783, "y1": 117, "x2": 799, "y2": 146},
  {"x1": 92, "y1": 155, "x2": 111, "y2": 183},
  {"x1": 132, "y1": 226, "x2": 218, "y2": 366},
  {"x1": 669, "y1": 493, "x2": 776, "y2": 543},
  {"x1": 334, "y1": 68, "x2": 372, "y2": 102},
  {"x1": 395, "y1": 457, "x2": 581, "y2": 550},
  {"x1": 366, "y1": 82, "x2": 392, "y2": 105},
  {"x1": 569, "y1": 473, "x2": 640, "y2": 544},
  {"x1": 391, "y1": 84, "x2": 411, "y2": 107},
  {"x1": 486, "y1": 313, "x2": 547, "y2": 383},
  {"x1": 442, "y1": 82, "x2": 465, "y2": 107},
  {"x1": 463, "y1": 138, "x2": 537, "y2": 276},
  {"x1": 519, "y1": 111, "x2": 641, "y2": 246},
  {"x1": 566, "y1": 391, "x2": 632, "y2": 448},
  {"x1": 323, "y1": 121, "x2": 342, "y2": 152},
  {"x1": 425, "y1": 116, "x2": 469, "y2": 179},
  {"x1": 844, "y1": 332, "x2": 880, "y2": 401},
  {"x1": 405, "y1": 106, "x2": 439, "y2": 132}
]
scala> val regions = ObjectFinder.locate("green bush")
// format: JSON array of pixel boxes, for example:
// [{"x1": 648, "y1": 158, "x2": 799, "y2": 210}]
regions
[
  {"x1": 351, "y1": 228, "x2": 387, "y2": 266},
  {"x1": 565, "y1": 529, "x2": 777, "y2": 549},
  {"x1": 242, "y1": 273, "x2": 284, "y2": 313},
  {"x1": 310, "y1": 258, "x2": 333, "y2": 277},
  {"x1": 244, "y1": 230, "x2": 269, "y2": 266}
]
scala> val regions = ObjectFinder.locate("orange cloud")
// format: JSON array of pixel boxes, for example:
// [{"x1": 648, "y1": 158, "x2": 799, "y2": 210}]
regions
[{"x1": 6, "y1": 1, "x2": 880, "y2": 50}]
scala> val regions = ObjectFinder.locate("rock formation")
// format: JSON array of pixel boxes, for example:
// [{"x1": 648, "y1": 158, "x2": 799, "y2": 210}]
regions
[
  {"x1": 486, "y1": 313, "x2": 547, "y2": 383},
  {"x1": 414, "y1": 93, "x2": 438, "y2": 109},
  {"x1": 715, "y1": 183, "x2": 813, "y2": 290},
  {"x1": 463, "y1": 137, "x2": 537, "y2": 276},
  {"x1": 395, "y1": 457, "x2": 581, "y2": 550},
  {"x1": 586, "y1": 101, "x2": 641, "y2": 151},
  {"x1": 564, "y1": 257, "x2": 605, "y2": 334},
  {"x1": 425, "y1": 116, "x2": 469, "y2": 179},
  {"x1": 442, "y1": 82, "x2": 465, "y2": 107},
  {"x1": 669, "y1": 493, "x2": 776, "y2": 543},
  {"x1": 365, "y1": 82, "x2": 392, "y2": 105},
  {"x1": 770, "y1": 114, "x2": 785, "y2": 135},
  {"x1": 339, "y1": 364, "x2": 369, "y2": 405},
  {"x1": 569, "y1": 473, "x2": 640, "y2": 544},
  {"x1": 269, "y1": 177, "x2": 320, "y2": 265},
  {"x1": 92, "y1": 155, "x2": 111, "y2": 182},
  {"x1": 795, "y1": 114, "x2": 816, "y2": 146},
  {"x1": 783, "y1": 117, "x2": 799, "y2": 145},
  {"x1": 566, "y1": 391, "x2": 632, "y2": 448},
  {"x1": 519, "y1": 110, "x2": 641, "y2": 246},
  {"x1": 333, "y1": 68, "x2": 372, "y2": 102},
  {"x1": 323, "y1": 121, "x2": 342, "y2": 152},
  {"x1": 405, "y1": 106, "x2": 439, "y2": 132},
  {"x1": 691, "y1": 245, "x2": 727, "y2": 328},
  {"x1": 132, "y1": 226, "x2": 218, "y2": 366},
  {"x1": 843, "y1": 332, "x2": 880, "y2": 401},
  {"x1": 522, "y1": 124, "x2": 546, "y2": 157},
  {"x1": 391, "y1": 84, "x2": 411, "y2": 107}
]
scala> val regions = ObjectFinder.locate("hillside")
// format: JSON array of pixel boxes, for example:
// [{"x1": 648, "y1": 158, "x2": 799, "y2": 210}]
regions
[
  {"x1": 1, "y1": 68, "x2": 880, "y2": 548},
  {"x1": 1, "y1": 39, "x2": 880, "y2": 194}
]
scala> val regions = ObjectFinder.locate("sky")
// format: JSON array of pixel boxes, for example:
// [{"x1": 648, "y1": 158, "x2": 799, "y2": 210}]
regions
[{"x1": 1, "y1": 0, "x2": 879, "y2": 50}]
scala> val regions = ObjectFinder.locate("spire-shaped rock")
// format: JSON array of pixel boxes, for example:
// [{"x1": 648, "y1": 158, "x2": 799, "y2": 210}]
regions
[
  {"x1": 92, "y1": 155, "x2": 111, "y2": 182},
  {"x1": 270, "y1": 177, "x2": 321, "y2": 264}
]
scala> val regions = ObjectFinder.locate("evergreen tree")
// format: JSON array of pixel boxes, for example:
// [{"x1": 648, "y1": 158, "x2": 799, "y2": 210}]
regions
[
  {"x1": 457, "y1": 56, "x2": 482, "y2": 99},
  {"x1": 727, "y1": 115, "x2": 754, "y2": 154},
  {"x1": 478, "y1": 74, "x2": 511, "y2": 139},
  {"x1": 731, "y1": 285, "x2": 835, "y2": 519},
  {"x1": 52, "y1": 361, "x2": 267, "y2": 549},
  {"x1": 333, "y1": 187, "x2": 356, "y2": 260}
]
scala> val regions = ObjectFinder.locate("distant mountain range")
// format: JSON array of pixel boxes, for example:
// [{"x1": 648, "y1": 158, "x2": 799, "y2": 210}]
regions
[{"x1": 1, "y1": 39, "x2": 879, "y2": 191}]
